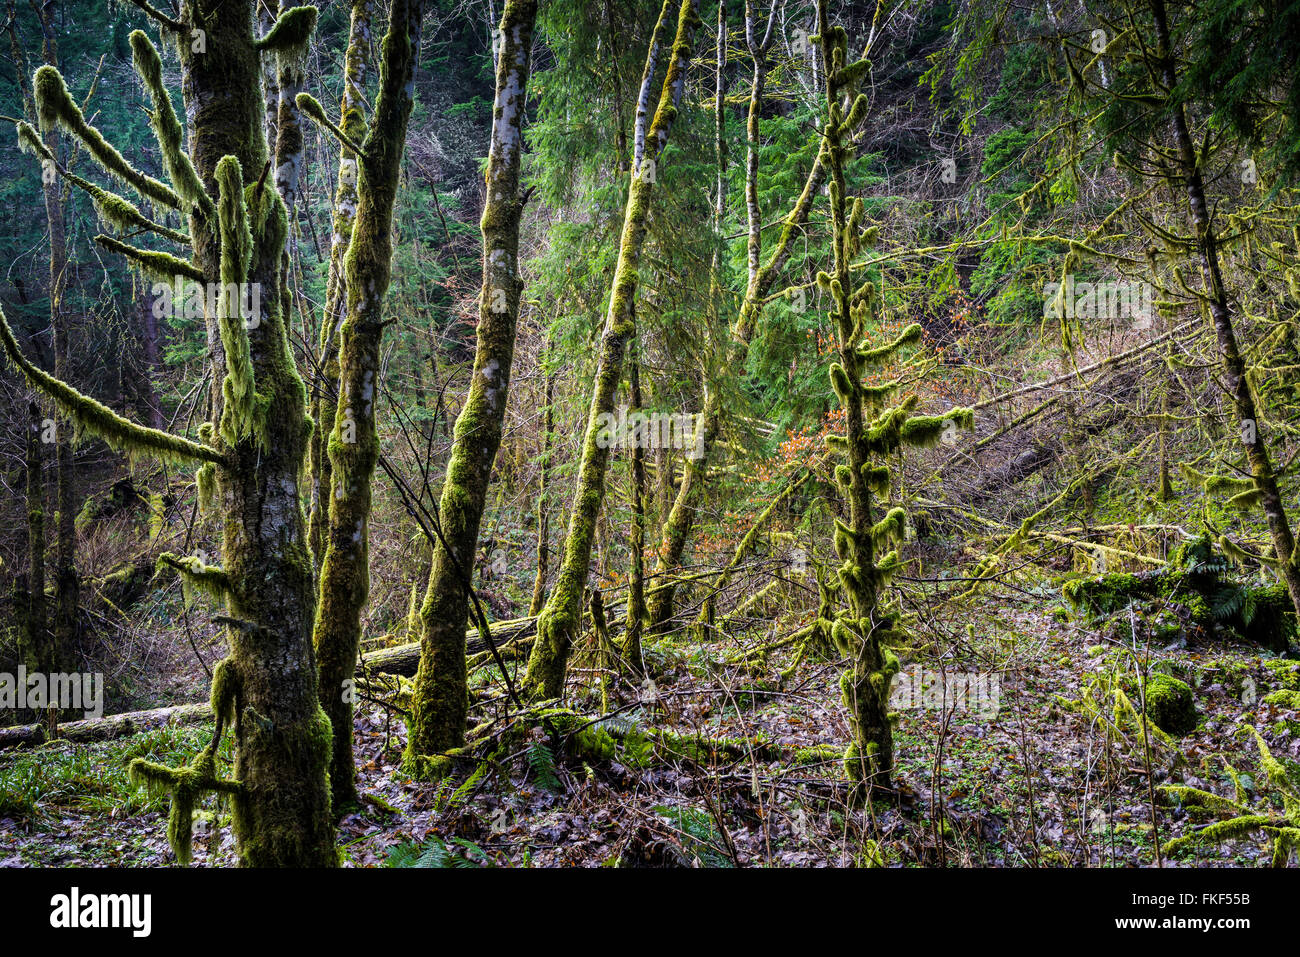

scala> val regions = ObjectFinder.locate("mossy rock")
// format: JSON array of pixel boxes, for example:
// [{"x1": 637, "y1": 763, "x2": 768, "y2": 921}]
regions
[
  {"x1": 1142, "y1": 673, "x2": 1198, "y2": 735},
  {"x1": 1063, "y1": 571, "x2": 1158, "y2": 618},
  {"x1": 1064, "y1": 535, "x2": 1295, "y2": 652}
]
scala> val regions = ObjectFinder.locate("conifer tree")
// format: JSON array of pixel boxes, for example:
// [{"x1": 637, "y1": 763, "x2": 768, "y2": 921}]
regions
[{"x1": 522, "y1": 0, "x2": 701, "y2": 699}]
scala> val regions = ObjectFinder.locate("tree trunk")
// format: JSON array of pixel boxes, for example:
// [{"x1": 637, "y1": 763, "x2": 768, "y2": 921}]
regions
[
  {"x1": 308, "y1": 0, "x2": 373, "y2": 577},
  {"x1": 34, "y1": 3, "x2": 77, "y2": 676},
  {"x1": 1149, "y1": 0, "x2": 1300, "y2": 618},
  {"x1": 2, "y1": 0, "x2": 341, "y2": 865},
  {"x1": 314, "y1": 0, "x2": 423, "y2": 807},
  {"x1": 522, "y1": 0, "x2": 700, "y2": 699},
  {"x1": 529, "y1": 359, "x2": 553, "y2": 616},
  {"x1": 405, "y1": 0, "x2": 537, "y2": 767}
]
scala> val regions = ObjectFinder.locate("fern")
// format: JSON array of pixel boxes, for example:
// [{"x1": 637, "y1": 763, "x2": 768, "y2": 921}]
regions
[
  {"x1": 652, "y1": 805, "x2": 734, "y2": 868},
  {"x1": 385, "y1": 834, "x2": 492, "y2": 868},
  {"x1": 526, "y1": 743, "x2": 561, "y2": 791}
]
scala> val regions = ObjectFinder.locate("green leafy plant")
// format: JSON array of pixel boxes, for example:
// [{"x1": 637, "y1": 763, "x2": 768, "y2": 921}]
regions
[{"x1": 385, "y1": 834, "x2": 492, "y2": 868}]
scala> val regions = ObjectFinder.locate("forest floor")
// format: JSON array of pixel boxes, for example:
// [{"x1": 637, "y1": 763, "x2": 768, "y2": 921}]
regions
[{"x1": 3, "y1": 593, "x2": 1298, "y2": 868}]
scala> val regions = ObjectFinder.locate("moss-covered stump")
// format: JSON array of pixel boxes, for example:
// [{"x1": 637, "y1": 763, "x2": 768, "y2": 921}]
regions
[
  {"x1": 1141, "y1": 674, "x2": 1198, "y2": 735},
  {"x1": 1063, "y1": 535, "x2": 1296, "y2": 652}
]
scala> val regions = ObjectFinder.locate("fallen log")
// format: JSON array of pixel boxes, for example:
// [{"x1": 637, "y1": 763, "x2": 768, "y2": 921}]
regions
[
  {"x1": 0, "y1": 616, "x2": 546, "y2": 749},
  {"x1": 0, "y1": 702, "x2": 213, "y2": 749},
  {"x1": 357, "y1": 615, "x2": 539, "y2": 678}
]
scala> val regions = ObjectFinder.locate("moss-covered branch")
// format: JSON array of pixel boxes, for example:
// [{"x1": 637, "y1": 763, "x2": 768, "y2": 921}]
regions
[
  {"x1": 16, "y1": 122, "x2": 190, "y2": 243},
  {"x1": 129, "y1": 31, "x2": 215, "y2": 219},
  {"x1": 32, "y1": 64, "x2": 180, "y2": 210},
  {"x1": 295, "y1": 92, "x2": 367, "y2": 156},
  {"x1": 0, "y1": 304, "x2": 223, "y2": 465},
  {"x1": 94, "y1": 234, "x2": 206, "y2": 283}
]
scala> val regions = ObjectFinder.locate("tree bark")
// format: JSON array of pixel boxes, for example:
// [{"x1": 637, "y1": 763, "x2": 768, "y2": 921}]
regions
[
  {"x1": 314, "y1": 0, "x2": 424, "y2": 807},
  {"x1": 1148, "y1": 0, "x2": 1300, "y2": 618},
  {"x1": 405, "y1": 0, "x2": 537, "y2": 766}
]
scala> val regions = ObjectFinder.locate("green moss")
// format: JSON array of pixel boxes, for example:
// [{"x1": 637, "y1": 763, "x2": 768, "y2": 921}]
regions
[
  {"x1": 1063, "y1": 572, "x2": 1154, "y2": 617},
  {"x1": 129, "y1": 31, "x2": 214, "y2": 219},
  {"x1": 256, "y1": 6, "x2": 319, "y2": 59},
  {"x1": 129, "y1": 747, "x2": 241, "y2": 866},
  {"x1": 94, "y1": 235, "x2": 205, "y2": 285},
  {"x1": 1142, "y1": 673, "x2": 1198, "y2": 735},
  {"x1": 0, "y1": 305, "x2": 222, "y2": 466},
  {"x1": 32, "y1": 65, "x2": 180, "y2": 210},
  {"x1": 1264, "y1": 689, "x2": 1300, "y2": 708}
]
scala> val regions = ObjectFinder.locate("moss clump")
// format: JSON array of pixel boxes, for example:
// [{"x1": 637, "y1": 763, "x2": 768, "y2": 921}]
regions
[
  {"x1": 1142, "y1": 673, "x2": 1198, "y2": 735},
  {"x1": 1263, "y1": 689, "x2": 1300, "y2": 708},
  {"x1": 1063, "y1": 572, "x2": 1155, "y2": 617}
]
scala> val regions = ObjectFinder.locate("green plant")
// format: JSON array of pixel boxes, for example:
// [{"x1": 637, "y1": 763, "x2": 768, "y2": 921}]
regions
[{"x1": 385, "y1": 834, "x2": 492, "y2": 868}]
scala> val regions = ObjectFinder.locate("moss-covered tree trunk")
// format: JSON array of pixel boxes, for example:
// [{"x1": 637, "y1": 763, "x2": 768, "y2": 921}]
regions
[
  {"x1": 624, "y1": 343, "x2": 648, "y2": 669},
  {"x1": 307, "y1": 0, "x2": 372, "y2": 576},
  {"x1": 817, "y1": 7, "x2": 892, "y2": 796},
  {"x1": 312, "y1": 0, "x2": 423, "y2": 806},
  {"x1": 33, "y1": 3, "x2": 77, "y2": 677},
  {"x1": 4, "y1": 0, "x2": 338, "y2": 866},
  {"x1": 404, "y1": 0, "x2": 537, "y2": 766},
  {"x1": 529, "y1": 357, "x2": 553, "y2": 616},
  {"x1": 813, "y1": 0, "x2": 971, "y2": 799},
  {"x1": 23, "y1": 399, "x2": 52, "y2": 732},
  {"x1": 522, "y1": 0, "x2": 700, "y2": 699},
  {"x1": 1148, "y1": 0, "x2": 1300, "y2": 620},
  {"x1": 645, "y1": 387, "x2": 714, "y2": 633}
]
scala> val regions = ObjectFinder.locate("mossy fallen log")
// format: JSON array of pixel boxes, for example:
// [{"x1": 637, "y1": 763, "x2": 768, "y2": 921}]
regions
[
  {"x1": 1, "y1": 619, "x2": 542, "y2": 749},
  {"x1": 358, "y1": 615, "x2": 538, "y2": 678},
  {"x1": 1063, "y1": 534, "x2": 1296, "y2": 652}
]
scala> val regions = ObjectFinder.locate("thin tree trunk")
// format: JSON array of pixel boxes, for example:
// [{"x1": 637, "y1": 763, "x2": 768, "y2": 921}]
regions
[
  {"x1": 33, "y1": 2, "x2": 77, "y2": 675},
  {"x1": 309, "y1": 0, "x2": 374, "y2": 576},
  {"x1": 1149, "y1": 0, "x2": 1300, "y2": 615},
  {"x1": 522, "y1": 0, "x2": 701, "y2": 699},
  {"x1": 404, "y1": 0, "x2": 538, "y2": 766},
  {"x1": 529, "y1": 357, "x2": 553, "y2": 616},
  {"x1": 624, "y1": 343, "x2": 647, "y2": 671},
  {"x1": 315, "y1": 0, "x2": 424, "y2": 805}
]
